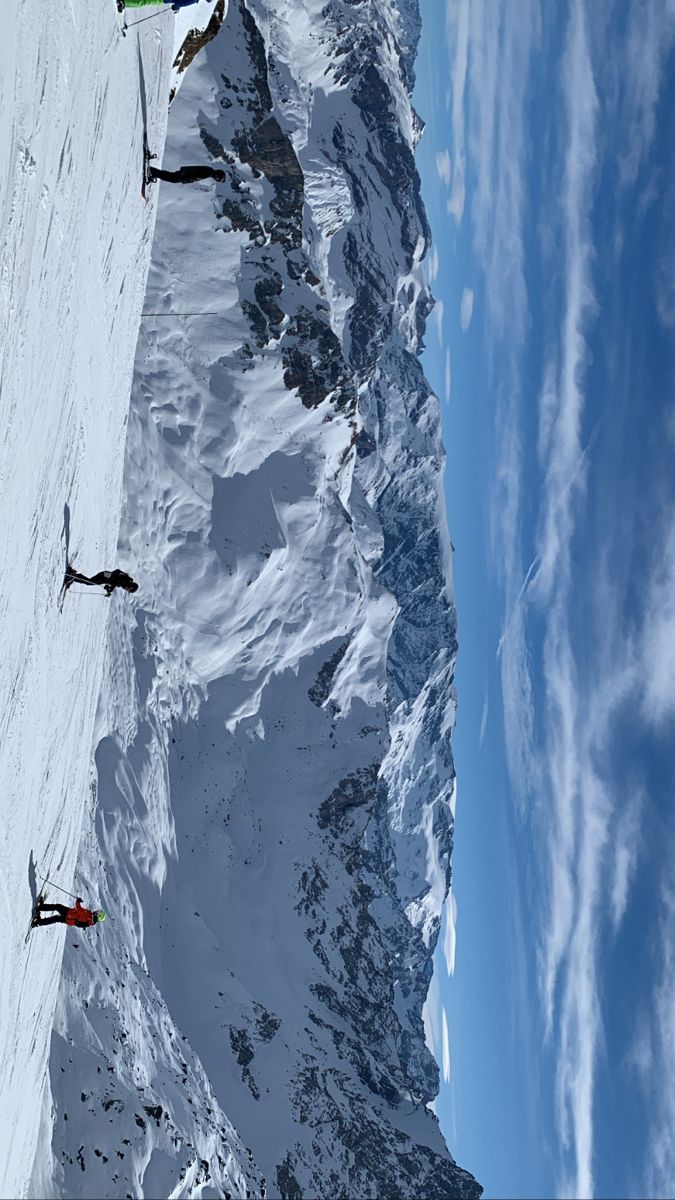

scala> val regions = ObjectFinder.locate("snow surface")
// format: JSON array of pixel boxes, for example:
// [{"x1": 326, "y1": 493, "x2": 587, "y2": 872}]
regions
[
  {"x1": 0, "y1": 4, "x2": 172, "y2": 1196},
  {"x1": 2, "y1": 0, "x2": 481, "y2": 1197}
]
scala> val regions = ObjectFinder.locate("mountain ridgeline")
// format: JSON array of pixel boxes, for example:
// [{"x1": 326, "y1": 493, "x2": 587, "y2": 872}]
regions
[{"x1": 43, "y1": 1, "x2": 482, "y2": 1197}]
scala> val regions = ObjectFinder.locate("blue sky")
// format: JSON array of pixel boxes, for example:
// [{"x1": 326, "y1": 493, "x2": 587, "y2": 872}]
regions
[{"x1": 414, "y1": 2, "x2": 675, "y2": 1197}]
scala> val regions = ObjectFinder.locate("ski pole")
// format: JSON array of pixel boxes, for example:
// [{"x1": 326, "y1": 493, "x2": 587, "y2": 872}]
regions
[
  {"x1": 68, "y1": 587, "x2": 109, "y2": 596},
  {"x1": 38, "y1": 875, "x2": 78, "y2": 901},
  {"x1": 127, "y1": 7, "x2": 175, "y2": 29}
]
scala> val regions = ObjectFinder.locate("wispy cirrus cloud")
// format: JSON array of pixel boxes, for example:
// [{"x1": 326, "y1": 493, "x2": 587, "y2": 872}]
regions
[
  {"x1": 447, "y1": 172, "x2": 465, "y2": 223},
  {"x1": 521, "y1": 6, "x2": 604, "y2": 1194},
  {"x1": 626, "y1": 874, "x2": 675, "y2": 1199},
  {"x1": 422, "y1": 969, "x2": 442, "y2": 1059},
  {"x1": 451, "y1": 0, "x2": 675, "y2": 1193},
  {"x1": 455, "y1": 0, "x2": 650, "y2": 1193},
  {"x1": 640, "y1": 513, "x2": 675, "y2": 726},
  {"x1": 614, "y1": 0, "x2": 675, "y2": 189},
  {"x1": 444, "y1": 0, "x2": 470, "y2": 224},
  {"x1": 445, "y1": 0, "x2": 542, "y2": 808},
  {"x1": 423, "y1": 974, "x2": 452, "y2": 1089},
  {"x1": 443, "y1": 889, "x2": 457, "y2": 976},
  {"x1": 435, "y1": 298, "x2": 445, "y2": 342},
  {"x1": 459, "y1": 287, "x2": 474, "y2": 331},
  {"x1": 435, "y1": 148, "x2": 452, "y2": 188},
  {"x1": 478, "y1": 690, "x2": 488, "y2": 746},
  {"x1": 497, "y1": 1, "x2": 675, "y2": 1192},
  {"x1": 609, "y1": 788, "x2": 643, "y2": 932},
  {"x1": 427, "y1": 245, "x2": 440, "y2": 283},
  {"x1": 441, "y1": 1007, "x2": 452, "y2": 1082}
]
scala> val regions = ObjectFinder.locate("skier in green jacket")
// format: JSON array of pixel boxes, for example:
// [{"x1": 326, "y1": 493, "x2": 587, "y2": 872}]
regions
[{"x1": 120, "y1": 0, "x2": 211, "y2": 10}]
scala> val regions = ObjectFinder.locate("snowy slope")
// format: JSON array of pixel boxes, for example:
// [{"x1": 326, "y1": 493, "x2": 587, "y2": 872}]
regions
[
  {"x1": 43, "y1": 1, "x2": 481, "y2": 1196},
  {"x1": 0, "y1": 4, "x2": 173, "y2": 1197},
  {"x1": 170, "y1": 0, "x2": 229, "y2": 99}
]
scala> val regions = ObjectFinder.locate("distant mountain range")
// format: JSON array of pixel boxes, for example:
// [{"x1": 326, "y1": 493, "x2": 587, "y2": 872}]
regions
[{"x1": 47, "y1": 2, "x2": 481, "y2": 1196}]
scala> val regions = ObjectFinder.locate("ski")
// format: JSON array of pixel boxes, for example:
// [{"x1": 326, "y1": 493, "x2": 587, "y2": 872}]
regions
[
  {"x1": 57, "y1": 561, "x2": 76, "y2": 612},
  {"x1": 141, "y1": 133, "x2": 156, "y2": 202},
  {"x1": 25, "y1": 893, "x2": 45, "y2": 944}
]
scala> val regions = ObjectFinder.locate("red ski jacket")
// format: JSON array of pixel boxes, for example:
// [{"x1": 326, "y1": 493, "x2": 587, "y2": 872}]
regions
[{"x1": 66, "y1": 900, "x2": 96, "y2": 928}]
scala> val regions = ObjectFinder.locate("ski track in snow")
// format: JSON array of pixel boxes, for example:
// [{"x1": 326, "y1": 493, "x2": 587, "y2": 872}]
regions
[{"x1": 0, "y1": 5, "x2": 172, "y2": 1195}]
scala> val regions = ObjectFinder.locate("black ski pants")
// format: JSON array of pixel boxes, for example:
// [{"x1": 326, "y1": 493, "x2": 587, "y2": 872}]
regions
[
  {"x1": 35, "y1": 903, "x2": 69, "y2": 925},
  {"x1": 67, "y1": 570, "x2": 109, "y2": 587},
  {"x1": 148, "y1": 165, "x2": 225, "y2": 184}
]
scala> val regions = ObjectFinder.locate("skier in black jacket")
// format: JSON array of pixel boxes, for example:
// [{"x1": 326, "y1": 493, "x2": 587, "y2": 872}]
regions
[{"x1": 65, "y1": 567, "x2": 138, "y2": 596}]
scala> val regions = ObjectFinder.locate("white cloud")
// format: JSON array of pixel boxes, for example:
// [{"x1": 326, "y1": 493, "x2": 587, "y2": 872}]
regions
[
  {"x1": 422, "y1": 976, "x2": 453, "y2": 1093},
  {"x1": 537, "y1": 358, "x2": 558, "y2": 466},
  {"x1": 495, "y1": 467, "x2": 538, "y2": 807},
  {"x1": 422, "y1": 970, "x2": 441, "y2": 1058},
  {"x1": 653, "y1": 175, "x2": 675, "y2": 335},
  {"x1": 615, "y1": 0, "x2": 675, "y2": 188},
  {"x1": 521, "y1": 1, "x2": 675, "y2": 1180},
  {"x1": 445, "y1": 2, "x2": 541, "y2": 808},
  {"x1": 636, "y1": 879, "x2": 675, "y2": 1198},
  {"x1": 656, "y1": 262, "x2": 675, "y2": 331},
  {"x1": 443, "y1": 0, "x2": 470, "y2": 224},
  {"x1": 427, "y1": 245, "x2": 440, "y2": 283},
  {"x1": 434, "y1": 298, "x2": 444, "y2": 342},
  {"x1": 479, "y1": 690, "x2": 488, "y2": 746},
  {"x1": 443, "y1": 889, "x2": 457, "y2": 976},
  {"x1": 447, "y1": 170, "x2": 465, "y2": 223},
  {"x1": 609, "y1": 789, "x2": 643, "y2": 931},
  {"x1": 627, "y1": 1017, "x2": 653, "y2": 1081},
  {"x1": 641, "y1": 514, "x2": 675, "y2": 725},
  {"x1": 532, "y1": 10, "x2": 603, "y2": 1191},
  {"x1": 462, "y1": 2, "x2": 543, "y2": 760},
  {"x1": 464, "y1": 0, "x2": 542, "y2": 341},
  {"x1": 435, "y1": 149, "x2": 452, "y2": 187},
  {"x1": 487, "y1": 1, "x2": 624, "y2": 1194},
  {"x1": 450, "y1": 0, "x2": 675, "y2": 1194},
  {"x1": 448, "y1": 0, "x2": 470, "y2": 133},
  {"x1": 459, "y1": 287, "x2": 474, "y2": 332},
  {"x1": 665, "y1": 404, "x2": 675, "y2": 451},
  {"x1": 441, "y1": 1007, "x2": 452, "y2": 1083},
  {"x1": 444, "y1": 348, "x2": 452, "y2": 404}
]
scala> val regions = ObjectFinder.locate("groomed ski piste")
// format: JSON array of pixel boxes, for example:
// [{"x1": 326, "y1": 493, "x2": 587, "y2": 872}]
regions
[{"x1": 0, "y1": 3, "x2": 178, "y2": 1195}]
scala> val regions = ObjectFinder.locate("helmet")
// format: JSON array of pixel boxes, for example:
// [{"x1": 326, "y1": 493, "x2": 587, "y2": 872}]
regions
[{"x1": 96, "y1": 909, "x2": 106, "y2": 922}]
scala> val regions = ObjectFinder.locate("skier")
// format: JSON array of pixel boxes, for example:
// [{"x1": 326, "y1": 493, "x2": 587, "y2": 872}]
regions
[
  {"x1": 65, "y1": 567, "x2": 139, "y2": 596},
  {"x1": 32, "y1": 898, "x2": 105, "y2": 929},
  {"x1": 146, "y1": 164, "x2": 226, "y2": 185},
  {"x1": 120, "y1": 1, "x2": 211, "y2": 10}
]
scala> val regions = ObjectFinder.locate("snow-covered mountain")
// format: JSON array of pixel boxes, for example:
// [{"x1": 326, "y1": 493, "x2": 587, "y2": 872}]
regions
[{"x1": 36, "y1": 1, "x2": 481, "y2": 1196}]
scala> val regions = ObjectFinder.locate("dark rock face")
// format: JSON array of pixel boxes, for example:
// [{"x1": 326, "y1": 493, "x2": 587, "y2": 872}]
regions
[
  {"x1": 308, "y1": 639, "x2": 352, "y2": 707},
  {"x1": 318, "y1": 762, "x2": 380, "y2": 830},
  {"x1": 204, "y1": 0, "x2": 357, "y2": 413}
]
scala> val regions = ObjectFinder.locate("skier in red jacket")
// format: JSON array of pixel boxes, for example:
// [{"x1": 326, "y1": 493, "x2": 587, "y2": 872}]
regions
[{"x1": 32, "y1": 898, "x2": 105, "y2": 929}]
